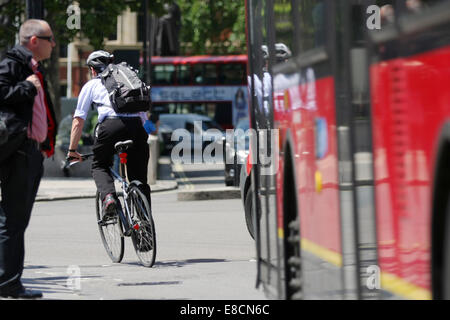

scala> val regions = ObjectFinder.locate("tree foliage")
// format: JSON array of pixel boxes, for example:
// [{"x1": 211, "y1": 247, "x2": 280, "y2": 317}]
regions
[
  {"x1": 0, "y1": 0, "x2": 246, "y2": 118},
  {"x1": 0, "y1": 0, "x2": 170, "y2": 51},
  {"x1": 0, "y1": 0, "x2": 170, "y2": 120},
  {"x1": 176, "y1": 0, "x2": 246, "y2": 55}
]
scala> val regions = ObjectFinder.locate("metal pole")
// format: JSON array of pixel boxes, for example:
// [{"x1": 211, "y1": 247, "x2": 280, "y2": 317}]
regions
[
  {"x1": 26, "y1": 0, "x2": 44, "y2": 19},
  {"x1": 66, "y1": 44, "x2": 72, "y2": 98},
  {"x1": 142, "y1": 0, "x2": 148, "y2": 82},
  {"x1": 146, "y1": 6, "x2": 152, "y2": 85}
]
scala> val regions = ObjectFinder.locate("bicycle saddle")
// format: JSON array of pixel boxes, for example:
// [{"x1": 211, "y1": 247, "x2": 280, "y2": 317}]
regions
[{"x1": 114, "y1": 140, "x2": 133, "y2": 153}]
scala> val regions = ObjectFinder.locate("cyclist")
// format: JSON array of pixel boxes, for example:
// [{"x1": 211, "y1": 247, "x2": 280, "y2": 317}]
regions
[{"x1": 67, "y1": 50, "x2": 151, "y2": 217}]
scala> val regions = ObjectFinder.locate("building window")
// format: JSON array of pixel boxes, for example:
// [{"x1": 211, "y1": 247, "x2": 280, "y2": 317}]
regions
[
  {"x1": 137, "y1": 12, "x2": 144, "y2": 42},
  {"x1": 60, "y1": 84, "x2": 67, "y2": 97},
  {"x1": 108, "y1": 16, "x2": 118, "y2": 41},
  {"x1": 59, "y1": 44, "x2": 67, "y2": 58}
]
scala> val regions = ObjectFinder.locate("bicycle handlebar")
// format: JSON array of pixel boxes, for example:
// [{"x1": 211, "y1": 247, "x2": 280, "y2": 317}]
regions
[
  {"x1": 64, "y1": 153, "x2": 94, "y2": 169},
  {"x1": 66, "y1": 153, "x2": 94, "y2": 161}
]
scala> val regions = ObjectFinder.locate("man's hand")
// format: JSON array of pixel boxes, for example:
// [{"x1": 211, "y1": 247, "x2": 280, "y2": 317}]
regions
[
  {"x1": 26, "y1": 74, "x2": 41, "y2": 91},
  {"x1": 66, "y1": 150, "x2": 83, "y2": 163}
]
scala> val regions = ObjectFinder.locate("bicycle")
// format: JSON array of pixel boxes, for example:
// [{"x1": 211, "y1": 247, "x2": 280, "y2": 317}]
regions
[{"x1": 66, "y1": 140, "x2": 157, "y2": 267}]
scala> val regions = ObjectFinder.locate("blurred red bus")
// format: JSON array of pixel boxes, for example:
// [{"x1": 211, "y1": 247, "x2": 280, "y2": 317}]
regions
[
  {"x1": 246, "y1": 0, "x2": 450, "y2": 300},
  {"x1": 150, "y1": 55, "x2": 248, "y2": 130}
]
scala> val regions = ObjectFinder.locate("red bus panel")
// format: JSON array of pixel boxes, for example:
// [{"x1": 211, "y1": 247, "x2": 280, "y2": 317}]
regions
[{"x1": 371, "y1": 45, "x2": 450, "y2": 298}]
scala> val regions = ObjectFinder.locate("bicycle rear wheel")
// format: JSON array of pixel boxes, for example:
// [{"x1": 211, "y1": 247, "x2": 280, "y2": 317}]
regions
[
  {"x1": 95, "y1": 192, "x2": 124, "y2": 263},
  {"x1": 128, "y1": 185, "x2": 156, "y2": 267}
]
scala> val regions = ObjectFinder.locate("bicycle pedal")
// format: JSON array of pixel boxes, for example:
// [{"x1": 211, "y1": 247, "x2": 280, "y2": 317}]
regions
[{"x1": 123, "y1": 228, "x2": 133, "y2": 237}]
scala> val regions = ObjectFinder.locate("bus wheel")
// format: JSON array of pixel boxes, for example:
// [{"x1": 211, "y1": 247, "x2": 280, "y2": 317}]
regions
[{"x1": 283, "y1": 149, "x2": 302, "y2": 299}]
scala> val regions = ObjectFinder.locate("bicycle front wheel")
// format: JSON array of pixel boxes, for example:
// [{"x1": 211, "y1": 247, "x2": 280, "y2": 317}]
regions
[
  {"x1": 95, "y1": 192, "x2": 124, "y2": 263},
  {"x1": 128, "y1": 185, "x2": 156, "y2": 267}
]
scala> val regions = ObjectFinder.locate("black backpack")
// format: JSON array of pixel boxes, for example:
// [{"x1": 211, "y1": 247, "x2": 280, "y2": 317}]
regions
[{"x1": 100, "y1": 62, "x2": 151, "y2": 114}]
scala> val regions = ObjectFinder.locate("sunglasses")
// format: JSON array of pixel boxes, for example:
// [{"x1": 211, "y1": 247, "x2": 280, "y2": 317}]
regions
[{"x1": 35, "y1": 35, "x2": 55, "y2": 43}]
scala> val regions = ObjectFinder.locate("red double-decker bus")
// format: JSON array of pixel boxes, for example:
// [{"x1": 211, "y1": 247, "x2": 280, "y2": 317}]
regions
[
  {"x1": 150, "y1": 55, "x2": 248, "y2": 130},
  {"x1": 246, "y1": 0, "x2": 450, "y2": 299}
]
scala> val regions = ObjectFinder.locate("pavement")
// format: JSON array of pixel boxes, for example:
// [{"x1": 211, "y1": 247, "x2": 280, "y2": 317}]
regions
[{"x1": 36, "y1": 156, "x2": 241, "y2": 202}]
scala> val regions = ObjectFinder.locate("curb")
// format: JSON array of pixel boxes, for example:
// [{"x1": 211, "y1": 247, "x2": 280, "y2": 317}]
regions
[
  {"x1": 177, "y1": 187, "x2": 241, "y2": 201},
  {"x1": 35, "y1": 180, "x2": 178, "y2": 202},
  {"x1": 36, "y1": 155, "x2": 179, "y2": 202},
  {"x1": 35, "y1": 194, "x2": 96, "y2": 202}
]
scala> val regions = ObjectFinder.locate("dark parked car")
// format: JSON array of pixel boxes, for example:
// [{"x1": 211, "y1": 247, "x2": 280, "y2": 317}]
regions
[{"x1": 223, "y1": 117, "x2": 250, "y2": 186}]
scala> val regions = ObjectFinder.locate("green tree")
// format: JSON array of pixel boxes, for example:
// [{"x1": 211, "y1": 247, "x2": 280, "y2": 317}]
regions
[
  {"x1": 0, "y1": 0, "x2": 245, "y2": 118},
  {"x1": 176, "y1": 0, "x2": 246, "y2": 55},
  {"x1": 0, "y1": 0, "x2": 169, "y2": 120}
]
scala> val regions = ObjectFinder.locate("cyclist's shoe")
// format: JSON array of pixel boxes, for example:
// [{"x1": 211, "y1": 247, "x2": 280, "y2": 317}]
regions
[{"x1": 102, "y1": 193, "x2": 117, "y2": 219}]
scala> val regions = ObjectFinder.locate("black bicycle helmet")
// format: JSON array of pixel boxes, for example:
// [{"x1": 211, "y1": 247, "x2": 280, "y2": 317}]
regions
[{"x1": 86, "y1": 50, "x2": 114, "y2": 72}]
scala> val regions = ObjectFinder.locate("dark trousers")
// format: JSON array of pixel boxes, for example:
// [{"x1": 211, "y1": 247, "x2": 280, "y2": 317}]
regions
[
  {"x1": 0, "y1": 140, "x2": 43, "y2": 291},
  {"x1": 92, "y1": 117, "x2": 151, "y2": 204}
]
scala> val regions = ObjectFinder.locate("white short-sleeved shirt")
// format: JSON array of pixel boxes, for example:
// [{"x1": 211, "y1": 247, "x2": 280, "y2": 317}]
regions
[{"x1": 74, "y1": 78, "x2": 147, "y2": 123}]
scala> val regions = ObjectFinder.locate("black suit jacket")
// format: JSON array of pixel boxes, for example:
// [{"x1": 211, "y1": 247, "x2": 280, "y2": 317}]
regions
[{"x1": 0, "y1": 45, "x2": 57, "y2": 156}]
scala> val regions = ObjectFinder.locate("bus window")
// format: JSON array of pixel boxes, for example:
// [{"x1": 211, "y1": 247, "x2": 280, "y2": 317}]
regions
[
  {"x1": 218, "y1": 63, "x2": 246, "y2": 85},
  {"x1": 177, "y1": 64, "x2": 190, "y2": 85},
  {"x1": 296, "y1": 0, "x2": 326, "y2": 52},
  {"x1": 193, "y1": 63, "x2": 218, "y2": 85},
  {"x1": 151, "y1": 64, "x2": 175, "y2": 85},
  {"x1": 274, "y1": 0, "x2": 295, "y2": 56}
]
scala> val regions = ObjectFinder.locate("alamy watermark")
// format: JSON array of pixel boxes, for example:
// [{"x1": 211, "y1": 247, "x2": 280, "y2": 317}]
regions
[
  {"x1": 66, "y1": 4, "x2": 81, "y2": 30},
  {"x1": 366, "y1": 265, "x2": 381, "y2": 290},
  {"x1": 169, "y1": 121, "x2": 279, "y2": 176},
  {"x1": 366, "y1": 4, "x2": 396, "y2": 30},
  {"x1": 66, "y1": 265, "x2": 81, "y2": 292}
]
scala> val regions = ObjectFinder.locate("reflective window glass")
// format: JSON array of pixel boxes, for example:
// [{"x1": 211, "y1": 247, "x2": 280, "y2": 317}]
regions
[
  {"x1": 296, "y1": 0, "x2": 326, "y2": 52},
  {"x1": 218, "y1": 63, "x2": 246, "y2": 85},
  {"x1": 193, "y1": 64, "x2": 218, "y2": 85},
  {"x1": 151, "y1": 64, "x2": 175, "y2": 85},
  {"x1": 177, "y1": 64, "x2": 191, "y2": 85},
  {"x1": 274, "y1": 0, "x2": 295, "y2": 58}
]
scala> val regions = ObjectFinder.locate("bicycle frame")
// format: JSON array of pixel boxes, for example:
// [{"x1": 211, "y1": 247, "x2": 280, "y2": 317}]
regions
[
  {"x1": 110, "y1": 154, "x2": 135, "y2": 235},
  {"x1": 67, "y1": 150, "x2": 136, "y2": 234},
  {"x1": 69, "y1": 146, "x2": 157, "y2": 267}
]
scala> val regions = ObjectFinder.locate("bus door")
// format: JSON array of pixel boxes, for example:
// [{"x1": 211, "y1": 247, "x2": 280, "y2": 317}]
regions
[
  {"x1": 247, "y1": 0, "x2": 280, "y2": 298},
  {"x1": 273, "y1": 0, "x2": 344, "y2": 299},
  {"x1": 332, "y1": 0, "x2": 379, "y2": 299}
]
